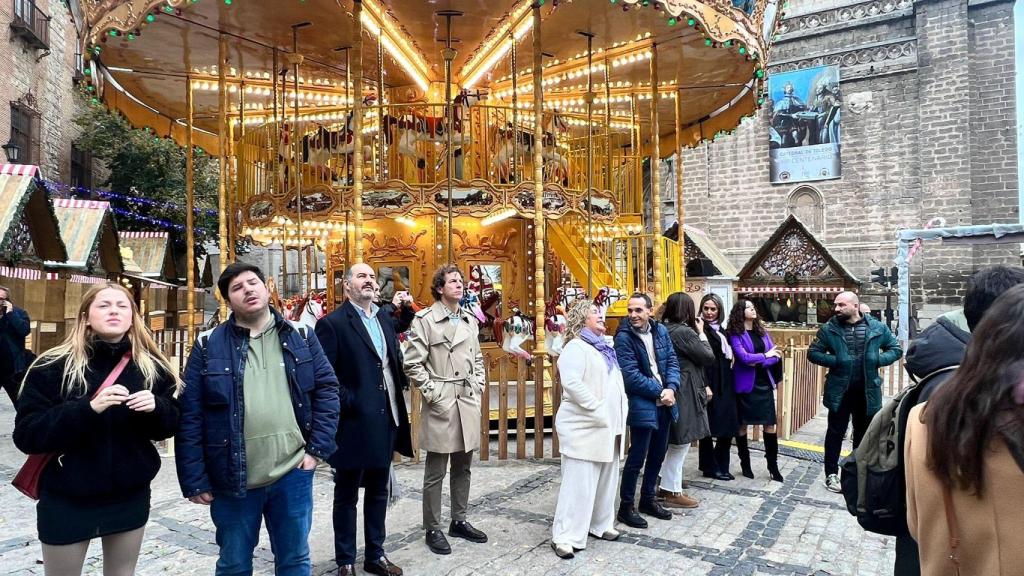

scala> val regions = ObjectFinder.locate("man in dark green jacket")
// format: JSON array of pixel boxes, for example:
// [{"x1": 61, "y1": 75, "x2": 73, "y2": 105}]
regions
[{"x1": 808, "y1": 291, "x2": 902, "y2": 493}]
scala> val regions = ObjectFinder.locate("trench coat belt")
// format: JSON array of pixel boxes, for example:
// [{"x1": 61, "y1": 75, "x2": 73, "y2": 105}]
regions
[{"x1": 429, "y1": 373, "x2": 474, "y2": 387}]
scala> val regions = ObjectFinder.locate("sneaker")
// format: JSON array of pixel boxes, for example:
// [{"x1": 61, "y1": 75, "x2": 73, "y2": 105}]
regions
[
  {"x1": 551, "y1": 542, "x2": 574, "y2": 559},
  {"x1": 656, "y1": 488, "x2": 699, "y2": 509},
  {"x1": 590, "y1": 528, "x2": 620, "y2": 541},
  {"x1": 825, "y1": 473, "x2": 842, "y2": 493}
]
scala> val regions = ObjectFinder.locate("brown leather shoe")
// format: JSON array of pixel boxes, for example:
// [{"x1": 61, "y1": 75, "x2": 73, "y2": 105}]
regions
[
  {"x1": 337, "y1": 565, "x2": 355, "y2": 576},
  {"x1": 364, "y1": 555, "x2": 403, "y2": 575},
  {"x1": 656, "y1": 488, "x2": 699, "y2": 509}
]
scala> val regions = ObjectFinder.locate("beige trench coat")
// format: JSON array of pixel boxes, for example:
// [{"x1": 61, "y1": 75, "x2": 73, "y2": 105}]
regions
[{"x1": 403, "y1": 301, "x2": 486, "y2": 454}]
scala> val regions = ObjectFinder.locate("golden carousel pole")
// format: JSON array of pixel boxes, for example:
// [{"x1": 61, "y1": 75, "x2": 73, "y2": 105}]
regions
[
  {"x1": 439, "y1": 10, "x2": 460, "y2": 263},
  {"x1": 649, "y1": 43, "x2": 662, "y2": 304},
  {"x1": 580, "y1": 30, "x2": 594, "y2": 296},
  {"x1": 351, "y1": 1, "x2": 365, "y2": 263},
  {"x1": 217, "y1": 34, "x2": 229, "y2": 321},
  {"x1": 604, "y1": 57, "x2": 612, "y2": 191},
  {"x1": 377, "y1": 39, "x2": 386, "y2": 182},
  {"x1": 272, "y1": 48, "x2": 288, "y2": 291},
  {"x1": 675, "y1": 87, "x2": 686, "y2": 292},
  {"x1": 531, "y1": 0, "x2": 547, "y2": 459},
  {"x1": 185, "y1": 75, "x2": 196, "y2": 346},
  {"x1": 290, "y1": 23, "x2": 310, "y2": 292},
  {"x1": 232, "y1": 64, "x2": 244, "y2": 266}
]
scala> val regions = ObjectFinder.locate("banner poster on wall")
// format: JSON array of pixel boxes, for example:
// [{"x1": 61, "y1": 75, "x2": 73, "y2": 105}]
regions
[{"x1": 768, "y1": 65, "x2": 842, "y2": 184}]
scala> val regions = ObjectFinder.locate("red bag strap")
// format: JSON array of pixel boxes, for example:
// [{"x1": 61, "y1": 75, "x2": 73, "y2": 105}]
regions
[
  {"x1": 92, "y1": 352, "x2": 132, "y2": 399},
  {"x1": 941, "y1": 483, "x2": 961, "y2": 575}
]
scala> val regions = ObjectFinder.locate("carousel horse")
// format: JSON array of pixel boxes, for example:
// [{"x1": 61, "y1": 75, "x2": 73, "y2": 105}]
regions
[
  {"x1": 544, "y1": 291, "x2": 568, "y2": 357},
  {"x1": 592, "y1": 286, "x2": 624, "y2": 319},
  {"x1": 381, "y1": 89, "x2": 484, "y2": 179},
  {"x1": 560, "y1": 286, "x2": 587, "y2": 309},
  {"x1": 500, "y1": 306, "x2": 534, "y2": 361},
  {"x1": 300, "y1": 95, "x2": 376, "y2": 184},
  {"x1": 283, "y1": 290, "x2": 326, "y2": 330},
  {"x1": 460, "y1": 289, "x2": 488, "y2": 325},
  {"x1": 491, "y1": 111, "x2": 569, "y2": 184}
]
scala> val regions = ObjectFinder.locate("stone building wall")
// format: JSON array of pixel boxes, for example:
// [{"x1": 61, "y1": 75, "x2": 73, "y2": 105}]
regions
[
  {"x1": 662, "y1": 0, "x2": 1019, "y2": 321},
  {"x1": 2, "y1": 0, "x2": 90, "y2": 182}
]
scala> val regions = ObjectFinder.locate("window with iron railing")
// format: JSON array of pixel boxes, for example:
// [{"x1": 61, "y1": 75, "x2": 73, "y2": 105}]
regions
[
  {"x1": 10, "y1": 104, "x2": 36, "y2": 165},
  {"x1": 11, "y1": 0, "x2": 50, "y2": 50},
  {"x1": 71, "y1": 143, "x2": 92, "y2": 188}
]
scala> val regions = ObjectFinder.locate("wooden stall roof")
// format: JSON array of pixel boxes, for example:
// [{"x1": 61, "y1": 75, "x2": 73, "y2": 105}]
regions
[
  {"x1": 119, "y1": 230, "x2": 176, "y2": 281},
  {"x1": 0, "y1": 165, "x2": 68, "y2": 263},
  {"x1": 737, "y1": 215, "x2": 859, "y2": 292},
  {"x1": 664, "y1": 222, "x2": 739, "y2": 278},
  {"x1": 46, "y1": 199, "x2": 125, "y2": 275}
]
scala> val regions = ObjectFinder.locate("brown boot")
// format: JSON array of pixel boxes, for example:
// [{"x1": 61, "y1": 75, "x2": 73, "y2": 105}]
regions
[{"x1": 656, "y1": 488, "x2": 699, "y2": 509}]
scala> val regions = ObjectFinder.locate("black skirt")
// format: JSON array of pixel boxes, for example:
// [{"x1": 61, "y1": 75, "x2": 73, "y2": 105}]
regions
[
  {"x1": 738, "y1": 379, "x2": 777, "y2": 426},
  {"x1": 37, "y1": 488, "x2": 150, "y2": 545}
]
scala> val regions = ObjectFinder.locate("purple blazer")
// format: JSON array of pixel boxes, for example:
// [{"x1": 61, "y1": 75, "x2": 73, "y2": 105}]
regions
[{"x1": 728, "y1": 330, "x2": 780, "y2": 394}]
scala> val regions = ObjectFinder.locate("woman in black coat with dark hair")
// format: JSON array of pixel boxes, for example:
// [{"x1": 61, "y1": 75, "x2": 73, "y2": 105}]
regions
[{"x1": 697, "y1": 293, "x2": 739, "y2": 480}]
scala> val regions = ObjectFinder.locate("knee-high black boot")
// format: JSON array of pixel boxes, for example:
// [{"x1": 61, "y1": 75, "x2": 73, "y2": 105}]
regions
[
  {"x1": 764, "y1": 432, "x2": 784, "y2": 482},
  {"x1": 735, "y1": 435, "x2": 754, "y2": 479},
  {"x1": 698, "y1": 436, "x2": 716, "y2": 475},
  {"x1": 714, "y1": 437, "x2": 734, "y2": 480}
]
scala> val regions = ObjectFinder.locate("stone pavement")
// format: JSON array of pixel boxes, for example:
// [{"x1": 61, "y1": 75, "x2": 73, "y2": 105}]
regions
[{"x1": 0, "y1": 401, "x2": 895, "y2": 575}]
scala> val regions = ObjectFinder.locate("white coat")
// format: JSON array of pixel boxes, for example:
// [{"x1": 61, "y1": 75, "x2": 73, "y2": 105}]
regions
[{"x1": 554, "y1": 337, "x2": 628, "y2": 463}]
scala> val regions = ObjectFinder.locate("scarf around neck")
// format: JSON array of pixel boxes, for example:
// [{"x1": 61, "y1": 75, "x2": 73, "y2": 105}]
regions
[
  {"x1": 579, "y1": 327, "x2": 617, "y2": 373},
  {"x1": 708, "y1": 320, "x2": 733, "y2": 360}
]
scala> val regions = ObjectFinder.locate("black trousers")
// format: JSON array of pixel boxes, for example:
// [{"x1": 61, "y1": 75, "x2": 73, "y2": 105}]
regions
[
  {"x1": 333, "y1": 466, "x2": 391, "y2": 566},
  {"x1": 824, "y1": 384, "x2": 869, "y2": 475}
]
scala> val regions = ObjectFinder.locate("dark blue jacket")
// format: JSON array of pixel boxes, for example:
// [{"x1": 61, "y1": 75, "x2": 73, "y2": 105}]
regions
[
  {"x1": 614, "y1": 320, "x2": 681, "y2": 429},
  {"x1": 0, "y1": 306, "x2": 31, "y2": 373},
  {"x1": 315, "y1": 301, "x2": 413, "y2": 470},
  {"x1": 175, "y1": 308, "x2": 340, "y2": 497},
  {"x1": 808, "y1": 314, "x2": 902, "y2": 416}
]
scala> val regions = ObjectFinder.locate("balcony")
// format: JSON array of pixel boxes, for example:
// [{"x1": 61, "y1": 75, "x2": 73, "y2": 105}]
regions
[{"x1": 11, "y1": 0, "x2": 50, "y2": 51}]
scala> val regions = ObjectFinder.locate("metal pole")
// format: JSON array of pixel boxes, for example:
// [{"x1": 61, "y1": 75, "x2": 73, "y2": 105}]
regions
[
  {"x1": 604, "y1": 58, "x2": 612, "y2": 191},
  {"x1": 649, "y1": 43, "x2": 662, "y2": 303},
  {"x1": 675, "y1": 88, "x2": 685, "y2": 292},
  {"x1": 377, "y1": 39, "x2": 386, "y2": 181},
  {"x1": 185, "y1": 75, "x2": 196, "y2": 346},
  {"x1": 510, "y1": 32, "x2": 518, "y2": 183},
  {"x1": 532, "y1": 3, "x2": 546, "y2": 355},
  {"x1": 217, "y1": 34, "x2": 228, "y2": 321},
  {"x1": 439, "y1": 10, "x2": 461, "y2": 263},
  {"x1": 352, "y1": 1, "x2": 365, "y2": 263},
  {"x1": 291, "y1": 23, "x2": 310, "y2": 291},
  {"x1": 580, "y1": 31, "x2": 594, "y2": 296}
]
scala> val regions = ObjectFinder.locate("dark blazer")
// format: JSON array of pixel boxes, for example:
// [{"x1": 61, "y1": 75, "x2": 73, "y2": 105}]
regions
[{"x1": 316, "y1": 300, "x2": 413, "y2": 470}]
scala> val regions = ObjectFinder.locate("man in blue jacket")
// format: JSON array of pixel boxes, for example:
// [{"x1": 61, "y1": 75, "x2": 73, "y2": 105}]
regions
[
  {"x1": 176, "y1": 262, "x2": 340, "y2": 576},
  {"x1": 614, "y1": 293, "x2": 681, "y2": 528},
  {"x1": 0, "y1": 285, "x2": 31, "y2": 407}
]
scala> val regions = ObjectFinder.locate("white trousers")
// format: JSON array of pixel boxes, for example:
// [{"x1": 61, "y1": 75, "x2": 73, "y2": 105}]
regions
[
  {"x1": 659, "y1": 443, "x2": 691, "y2": 493},
  {"x1": 551, "y1": 453, "x2": 620, "y2": 549}
]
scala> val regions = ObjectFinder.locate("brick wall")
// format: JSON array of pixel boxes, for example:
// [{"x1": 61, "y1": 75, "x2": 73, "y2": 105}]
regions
[
  {"x1": 664, "y1": 0, "x2": 1019, "y2": 318},
  {"x1": 2, "y1": 0, "x2": 89, "y2": 181}
]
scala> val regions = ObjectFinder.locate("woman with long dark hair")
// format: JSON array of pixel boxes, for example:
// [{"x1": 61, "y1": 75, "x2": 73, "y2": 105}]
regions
[
  {"x1": 697, "y1": 293, "x2": 738, "y2": 480},
  {"x1": 905, "y1": 284, "x2": 1024, "y2": 574},
  {"x1": 726, "y1": 299, "x2": 784, "y2": 482},
  {"x1": 13, "y1": 282, "x2": 180, "y2": 575},
  {"x1": 656, "y1": 292, "x2": 714, "y2": 508}
]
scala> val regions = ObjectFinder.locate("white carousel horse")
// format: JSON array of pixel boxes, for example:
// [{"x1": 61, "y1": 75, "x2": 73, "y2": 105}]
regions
[
  {"x1": 592, "y1": 286, "x2": 624, "y2": 320},
  {"x1": 544, "y1": 292, "x2": 567, "y2": 357},
  {"x1": 381, "y1": 90, "x2": 485, "y2": 179},
  {"x1": 500, "y1": 307, "x2": 534, "y2": 360},
  {"x1": 491, "y1": 111, "x2": 569, "y2": 184},
  {"x1": 283, "y1": 291, "x2": 326, "y2": 330},
  {"x1": 460, "y1": 288, "x2": 488, "y2": 325}
]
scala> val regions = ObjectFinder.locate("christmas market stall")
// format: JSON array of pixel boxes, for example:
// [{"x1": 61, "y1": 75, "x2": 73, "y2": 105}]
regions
[
  {"x1": 118, "y1": 230, "x2": 179, "y2": 328},
  {"x1": 665, "y1": 222, "x2": 739, "y2": 312}
]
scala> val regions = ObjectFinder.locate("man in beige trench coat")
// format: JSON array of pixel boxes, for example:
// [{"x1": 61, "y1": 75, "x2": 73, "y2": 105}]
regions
[{"x1": 403, "y1": 264, "x2": 488, "y2": 555}]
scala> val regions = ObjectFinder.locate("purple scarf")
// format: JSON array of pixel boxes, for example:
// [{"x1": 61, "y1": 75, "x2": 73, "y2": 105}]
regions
[
  {"x1": 579, "y1": 327, "x2": 617, "y2": 373},
  {"x1": 708, "y1": 320, "x2": 733, "y2": 360}
]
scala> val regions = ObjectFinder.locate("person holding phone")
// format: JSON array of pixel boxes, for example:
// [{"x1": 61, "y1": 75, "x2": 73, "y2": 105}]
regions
[
  {"x1": 13, "y1": 282, "x2": 180, "y2": 575},
  {"x1": 0, "y1": 284, "x2": 31, "y2": 407}
]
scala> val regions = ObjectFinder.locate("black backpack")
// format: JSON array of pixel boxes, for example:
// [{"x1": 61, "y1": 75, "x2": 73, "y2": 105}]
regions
[{"x1": 838, "y1": 365, "x2": 957, "y2": 536}]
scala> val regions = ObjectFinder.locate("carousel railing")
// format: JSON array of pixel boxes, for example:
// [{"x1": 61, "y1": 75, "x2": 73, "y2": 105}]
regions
[{"x1": 234, "y1": 102, "x2": 638, "y2": 205}]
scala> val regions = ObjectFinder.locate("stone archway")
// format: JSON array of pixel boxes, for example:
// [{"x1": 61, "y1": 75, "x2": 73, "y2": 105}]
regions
[{"x1": 787, "y1": 186, "x2": 824, "y2": 235}]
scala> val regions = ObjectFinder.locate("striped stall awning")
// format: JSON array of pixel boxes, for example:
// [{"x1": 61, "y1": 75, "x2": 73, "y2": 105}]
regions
[
  {"x1": 0, "y1": 164, "x2": 40, "y2": 177},
  {"x1": 69, "y1": 274, "x2": 109, "y2": 284},
  {"x1": 120, "y1": 231, "x2": 167, "y2": 239},
  {"x1": 0, "y1": 266, "x2": 59, "y2": 280},
  {"x1": 52, "y1": 198, "x2": 110, "y2": 210},
  {"x1": 740, "y1": 286, "x2": 844, "y2": 294}
]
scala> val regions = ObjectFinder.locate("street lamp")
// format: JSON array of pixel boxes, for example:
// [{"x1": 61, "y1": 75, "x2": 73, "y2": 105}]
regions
[{"x1": 2, "y1": 139, "x2": 21, "y2": 163}]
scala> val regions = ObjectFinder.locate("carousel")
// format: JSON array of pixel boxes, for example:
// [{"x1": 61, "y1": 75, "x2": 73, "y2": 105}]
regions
[{"x1": 76, "y1": 0, "x2": 780, "y2": 362}]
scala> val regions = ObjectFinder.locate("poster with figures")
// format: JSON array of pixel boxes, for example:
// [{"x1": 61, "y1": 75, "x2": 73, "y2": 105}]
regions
[{"x1": 768, "y1": 65, "x2": 842, "y2": 183}]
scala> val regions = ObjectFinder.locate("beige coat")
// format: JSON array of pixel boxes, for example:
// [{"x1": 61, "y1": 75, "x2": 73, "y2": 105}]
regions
[
  {"x1": 403, "y1": 301, "x2": 486, "y2": 454},
  {"x1": 554, "y1": 338, "x2": 628, "y2": 463},
  {"x1": 905, "y1": 404, "x2": 1024, "y2": 576}
]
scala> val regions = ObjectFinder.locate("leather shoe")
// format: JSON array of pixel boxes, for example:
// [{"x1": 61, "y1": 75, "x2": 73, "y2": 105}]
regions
[
  {"x1": 616, "y1": 505, "x2": 648, "y2": 529},
  {"x1": 364, "y1": 556, "x2": 403, "y2": 576},
  {"x1": 638, "y1": 499, "x2": 673, "y2": 520},
  {"x1": 425, "y1": 529, "x2": 451, "y2": 555},
  {"x1": 337, "y1": 565, "x2": 356, "y2": 576},
  {"x1": 449, "y1": 520, "x2": 488, "y2": 543}
]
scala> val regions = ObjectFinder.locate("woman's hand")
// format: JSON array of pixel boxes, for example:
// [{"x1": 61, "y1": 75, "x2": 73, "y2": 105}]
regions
[
  {"x1": 90, "y1": 384, "x2": 129, "y2": 413},
  {"x1": 126, "y1": 390, "x2": 156, "y2": 412},
  {"x1": 705, "y1": 386, "x2": 713, "y2": 402},
  {"x1": 694, "y1": 316, "x2": 705, "y2": 334}
]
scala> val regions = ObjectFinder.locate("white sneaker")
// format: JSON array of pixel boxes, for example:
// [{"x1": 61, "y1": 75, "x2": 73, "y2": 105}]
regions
[
  {"x1": 590, "y1": 528, "x2": 620, "y2": 541},
  {"x1": 551, "y1": 542, "x2": 575, "y2": 559},
  {"x1": 825, "y1": 473, "x2": 842, "y2": 493}
]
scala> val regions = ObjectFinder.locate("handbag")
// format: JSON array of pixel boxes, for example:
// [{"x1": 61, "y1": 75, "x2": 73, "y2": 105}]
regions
[
  {"x1": 941, "y1": 483, "x2": 962, "y2": 575},
  {"x1": 11, "y1": 352, "x2": 132, "y2": 500}
]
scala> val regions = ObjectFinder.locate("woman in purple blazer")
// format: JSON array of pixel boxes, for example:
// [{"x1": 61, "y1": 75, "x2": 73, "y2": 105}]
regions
[{"x1": 726, "y1": 299, "x2": 784, "y2": 482}]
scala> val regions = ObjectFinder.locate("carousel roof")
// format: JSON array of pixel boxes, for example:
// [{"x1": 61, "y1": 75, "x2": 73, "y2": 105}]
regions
[{"x1": 81, "y1": 0, "x2": 780, "y2": 153}]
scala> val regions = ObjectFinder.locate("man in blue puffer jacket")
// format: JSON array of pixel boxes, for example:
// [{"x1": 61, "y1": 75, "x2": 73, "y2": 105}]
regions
[
  {"x1": 614, "y1": 293, "x2": 681, "y2": 529},
  {"x1": 176, "y1": 262, "x2": 340, "y2": 576}
]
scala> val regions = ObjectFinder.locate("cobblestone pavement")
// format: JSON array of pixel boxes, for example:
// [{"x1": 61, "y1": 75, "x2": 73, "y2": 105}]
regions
[{"x1": 0, "y1": 403, "x2": 895, "y2": 575}]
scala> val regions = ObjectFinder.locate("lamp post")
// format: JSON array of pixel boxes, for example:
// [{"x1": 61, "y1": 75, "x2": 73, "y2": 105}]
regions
[{"x1": 3, "y1": 139, "x2": 21, "y2": 163}]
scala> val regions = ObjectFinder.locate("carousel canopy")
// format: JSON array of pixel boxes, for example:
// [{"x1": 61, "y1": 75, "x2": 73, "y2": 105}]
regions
[
  {"x1": 0, "y1": 165, "x2": 68, "y2": 264},
  {"x1": 79, "y1": 0, "x2": 779, "y2": 154}
]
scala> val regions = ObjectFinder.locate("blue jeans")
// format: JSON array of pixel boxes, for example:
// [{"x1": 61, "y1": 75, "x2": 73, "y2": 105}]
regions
[
  {"x1": 620, "y1": 406, "x2": 672, "y2": 507},
  {"x1": 210, "y1": 467, "x2": 315, "y2": 576}
]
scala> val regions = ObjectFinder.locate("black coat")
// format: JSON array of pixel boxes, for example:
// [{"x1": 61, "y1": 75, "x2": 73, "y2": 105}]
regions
[
  {"x1": 703, "y1": 325, "x2": 739, "y2": 438},
  {"x1": 13, "y1": 339, "x2": 179, "y2": 502},
  {"x1": 316, "y1": 301, "x2": 413, "y2": 470}
]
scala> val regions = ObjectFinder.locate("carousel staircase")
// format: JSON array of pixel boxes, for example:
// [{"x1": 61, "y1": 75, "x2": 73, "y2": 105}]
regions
[{"x1": 548, "y1": 216, "x2": 622, "y2": 295}]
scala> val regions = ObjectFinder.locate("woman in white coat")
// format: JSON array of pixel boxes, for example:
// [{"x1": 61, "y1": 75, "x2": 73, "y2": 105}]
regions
[{"x1": 550, "y1": 299, "x2": 629, "y2": 559}]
